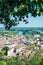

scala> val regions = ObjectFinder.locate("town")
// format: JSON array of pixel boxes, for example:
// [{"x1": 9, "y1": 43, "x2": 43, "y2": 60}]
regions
[
  {"x1": 0, "y1": 33, "x2": 43, "y2": 59},
  {"x1": 0, "y1": 0, "x2": 43, "y2": 65}
]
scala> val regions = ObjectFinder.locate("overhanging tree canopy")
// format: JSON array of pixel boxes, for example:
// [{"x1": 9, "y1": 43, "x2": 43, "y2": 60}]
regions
[{"x1": 0, "y1": 0, "x2": 43, "y2": 30}]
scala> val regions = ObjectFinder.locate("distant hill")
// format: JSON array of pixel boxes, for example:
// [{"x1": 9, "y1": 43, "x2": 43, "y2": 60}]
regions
[{"x1": 0, "y1": 27, "x2": 43, "y2": 31}]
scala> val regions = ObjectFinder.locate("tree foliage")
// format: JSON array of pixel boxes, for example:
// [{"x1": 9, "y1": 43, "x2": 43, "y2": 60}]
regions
[
  {"x1": 0, "y1": 61, "x2": 5, "y2": 65},
  {"x1": 2, "y1": 46, "x2": 9, "y2": 55},
  {"x1": 0, "y1": 0, "x2": 43, "y2": 30},
  {"x1": 39, "y1": 58, "x2": 43, "y2": 65},
  {"x1": 6, "y1": 56, "x2": 42, "y2": 65}
]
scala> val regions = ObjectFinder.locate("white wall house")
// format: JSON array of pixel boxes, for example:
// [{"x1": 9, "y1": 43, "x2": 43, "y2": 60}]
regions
[{"x1": 7, "y1": 48, "x2": 16, "y2": 57}]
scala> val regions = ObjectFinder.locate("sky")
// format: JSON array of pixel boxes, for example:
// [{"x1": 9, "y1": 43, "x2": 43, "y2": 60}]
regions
[
  {"x1": 18, "y1": 15, "x2": 43, "y2": 27},
  {"x1": 0, "y1": 15, "x2": 43, "y2": 28}
]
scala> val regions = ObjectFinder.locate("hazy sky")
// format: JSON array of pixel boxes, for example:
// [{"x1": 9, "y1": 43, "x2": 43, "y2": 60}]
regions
[
  {"x1": 18, "y1": 15, "x2": 43, "y2": 27},
  {"x1": 0, "y1": 15, "x2": 43, "y2": 28}
]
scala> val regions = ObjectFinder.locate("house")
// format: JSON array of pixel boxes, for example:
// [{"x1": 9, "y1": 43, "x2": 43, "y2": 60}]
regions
[
  {"x1": 19, "y1": 50, "x2": 32, "y2": 58},
  {"x1": 24, "y1": 40, "x2": 30, "y2": 46},
  {"x1": 7, "y1": 47, "x2": 16, "y2": 57},
  {"x1": 34, "y1": 34, "x2": 40, "y2": 38},
  {"x1": 7, "y1": 43, "x2": 27, "y2": 57},
  {"x1": 41, "y1": 45, "x2": 43, "y2": 50}
]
